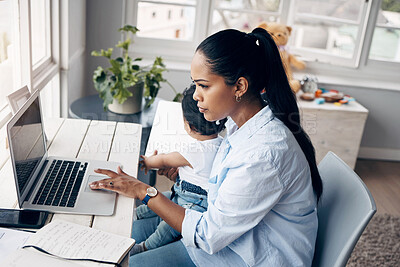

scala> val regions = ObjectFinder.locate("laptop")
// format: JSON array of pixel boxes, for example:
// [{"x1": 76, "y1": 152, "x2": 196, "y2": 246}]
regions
[{"x1": 7, "y1": 90, "x2": 119, "y2": 215}]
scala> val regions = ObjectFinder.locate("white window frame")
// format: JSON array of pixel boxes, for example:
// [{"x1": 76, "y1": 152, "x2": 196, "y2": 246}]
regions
[
  {"x1": 125, "y1": 0, "x2": 211, "y2": 62},
  {"x1": 0, "y1": 0, "x2": 60, "y2": 130},
  {"x1": 126, "y1": 0, "x2": 400, "y2": 91},
  {"x1": 287, "y1": 0, "x2": 371, "y2": 68}
]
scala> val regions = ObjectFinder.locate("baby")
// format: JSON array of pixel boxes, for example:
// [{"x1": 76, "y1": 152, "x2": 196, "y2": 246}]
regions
[{"x1": 131, "y1": 84, "x2": 227, "y2": 254}]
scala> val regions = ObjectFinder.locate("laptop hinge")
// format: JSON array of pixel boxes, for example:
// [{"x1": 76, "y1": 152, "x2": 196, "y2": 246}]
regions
[{"x1": 24, "y1": 160, "x2": 49, "y2": 204}]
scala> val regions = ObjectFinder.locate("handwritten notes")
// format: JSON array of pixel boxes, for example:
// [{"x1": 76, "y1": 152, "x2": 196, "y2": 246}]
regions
[{"x1": 1, "y1": 220, "x2": 135, "y2": 266}]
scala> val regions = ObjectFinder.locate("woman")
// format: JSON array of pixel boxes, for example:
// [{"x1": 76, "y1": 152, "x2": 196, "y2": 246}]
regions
[{"x1": 90, "y1": 27, "x2": 323, "y2": 266}]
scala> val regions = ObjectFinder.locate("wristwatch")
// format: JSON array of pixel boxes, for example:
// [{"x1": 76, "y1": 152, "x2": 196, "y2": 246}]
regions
[{"x1": 142, "y1": 187, "x2": 158, "y2": 205}]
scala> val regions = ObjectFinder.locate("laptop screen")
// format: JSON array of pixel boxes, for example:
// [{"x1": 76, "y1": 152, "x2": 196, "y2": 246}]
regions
[{"x1": 8, "y1": 96, "x2": 45, "y2": 197}]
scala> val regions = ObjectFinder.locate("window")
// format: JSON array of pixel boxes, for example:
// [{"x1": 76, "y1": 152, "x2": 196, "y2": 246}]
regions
[
  {"x1": 0, "y1": 0, "x2": 60, "y2": 130},
  {"x1": 0, "y1": 0, "x2": 16, "y2": 109},
  {"x1": 209, "y1": 0, "x2": 284, "y2": 34},
  {"x1": 289, "y1": 0, "x2": 370, "y2": 67},
  {"x1": 127, "y1": 0, "x2": 399, "y2": 89},
  {"x1": 127, "y1": 0, "x2": 209, "y2": 61},
  {"x1": 369, "y1": 0, "x2": 400, "y2": 62},
  {"x1": 136, "y1": 0, "x2": 196, "y2": 41},
  {"x1": 30, "y1": 0, "x2": 52, "y2": 71}
]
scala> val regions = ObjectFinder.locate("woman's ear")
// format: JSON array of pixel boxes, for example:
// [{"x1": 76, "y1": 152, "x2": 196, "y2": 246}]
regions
[{"x1": 235, "y1": 77, "x2": 249, "y2": 98}]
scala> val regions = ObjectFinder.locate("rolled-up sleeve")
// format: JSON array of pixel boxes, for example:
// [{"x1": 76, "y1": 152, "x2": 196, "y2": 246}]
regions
[
  {"x1": 182, "y1": 208, "x2": 203, "y2": 248},
  {"x1": 181, "y1": 158, "x2": 284, "y2": 254}
]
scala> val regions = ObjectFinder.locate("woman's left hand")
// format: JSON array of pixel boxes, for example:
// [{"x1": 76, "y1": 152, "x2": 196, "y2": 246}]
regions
[{"x1": 89, "y1": 166, "x2": 149, "y2": 199}]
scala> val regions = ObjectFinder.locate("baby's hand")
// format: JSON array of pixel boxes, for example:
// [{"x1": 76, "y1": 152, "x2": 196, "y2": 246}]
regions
[{"x1": 139, "y1": 150, "x2": 158, "y2": 174}]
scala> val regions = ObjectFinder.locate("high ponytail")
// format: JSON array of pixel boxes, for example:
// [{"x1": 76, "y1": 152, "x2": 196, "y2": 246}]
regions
[
  {"x1": 252, "y1": 28, "x2": 323, "y2": 201},
  {"x1": 197, "y1": 28, "x2": 323, "y2": 201}
]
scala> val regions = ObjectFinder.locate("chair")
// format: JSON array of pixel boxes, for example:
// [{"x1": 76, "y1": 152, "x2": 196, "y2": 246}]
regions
[{"x1": 312, "y1": 152, "x2": 377, "y2": 267}]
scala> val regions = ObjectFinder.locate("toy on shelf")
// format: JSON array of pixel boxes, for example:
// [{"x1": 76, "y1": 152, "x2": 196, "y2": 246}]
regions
[
  {"x1": 257, "y1": 22, "x2": 306, "y2": 93},
  {"x1": 300, "y1": 92, "x2": 315, "y2": 101},
  {"x1": 320, "y1": 91, "x2": 344, "y2": 102},
  {"x1": 299, "y1": 87, "x2": 356, "y2": 106},
  {"x1": 315, "y1": 98, "x2": 325, "y2": 105},
  {"x1": 300, "y1": 75, "x2": 318, "y2": 94}
]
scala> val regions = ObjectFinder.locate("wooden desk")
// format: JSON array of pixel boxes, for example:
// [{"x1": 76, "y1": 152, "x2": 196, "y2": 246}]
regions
[
  {"x1": 69, "y1": 95, "x2": 161, "y2": 187},
  {"x1": 0, "y1": 118, "x2": 141, "y2": 266},
  {"x1": 297, "y1": 97, "x2": 368, "y2": 169}
]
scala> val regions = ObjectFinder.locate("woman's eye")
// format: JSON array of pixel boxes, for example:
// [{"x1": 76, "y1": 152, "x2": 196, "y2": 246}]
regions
[{"x1": 199, "y1": 84, "x2": 208, "y2": 89}]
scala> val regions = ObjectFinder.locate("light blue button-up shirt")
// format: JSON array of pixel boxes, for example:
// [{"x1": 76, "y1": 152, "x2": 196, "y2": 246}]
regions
[{"x1": 181, "y1": 105, "x2": 318, "y2": 266}]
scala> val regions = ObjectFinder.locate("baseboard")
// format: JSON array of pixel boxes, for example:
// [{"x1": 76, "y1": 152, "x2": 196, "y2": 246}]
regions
[{"x1": 358, "y1": 147, "x2": 400, "y2": 161}]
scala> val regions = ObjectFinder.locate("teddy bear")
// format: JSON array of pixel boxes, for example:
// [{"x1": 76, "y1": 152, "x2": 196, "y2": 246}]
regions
[{"x1": 257, "y1": 22, "x2": 306, "y2": 93}]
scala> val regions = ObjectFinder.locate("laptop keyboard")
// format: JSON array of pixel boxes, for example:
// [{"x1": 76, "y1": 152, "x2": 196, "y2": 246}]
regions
[
  {"x1": 16, "y1": 159, "x2": 40, "y2": 191},
  {"x1": 32, "y1": 160, "x2": 88, "y2": 208}
]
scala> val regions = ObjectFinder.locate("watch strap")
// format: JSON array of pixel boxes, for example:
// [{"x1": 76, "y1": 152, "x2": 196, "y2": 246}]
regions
[{"x1": 142, "y1": 194, "x2": 151, "y2": 205}]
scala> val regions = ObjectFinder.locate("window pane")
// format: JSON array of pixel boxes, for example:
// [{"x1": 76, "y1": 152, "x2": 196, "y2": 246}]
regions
[
  {"x1": 30, "y1": 0, "x2": 50, "y2": 66},
  {"x1": 369, "y1": 2, "x2": 400, "y2": 62},
  {"x1": 40, "y1": 74, "x2": 60, "y2": 118},
  {"x1": 137, "y1": 2, "x2": 196, "y2": 40},
  {"x1": 0, "y1": 0, "x2": 15, "y2": 108},
  {"x1": 291, "y1": 23, "x2": 357, "y2": 59},
  {"x1": 214, "y1": 0, "x2": 281, "y2": 12},
  {"x1": 142, "y1": 0, "x2": 196, "y2": 5},
  {"x1": 211, "y1": 10, "x2": 278, "y2": 34},
  {"x1": 295, "y1": 0, "x2": 365, "y2": 22}
]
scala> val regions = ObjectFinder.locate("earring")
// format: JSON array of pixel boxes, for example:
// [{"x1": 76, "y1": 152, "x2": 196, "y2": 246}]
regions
[
  {"x1": 216, "y1": 120, "x2": 220, "y2": 125},
  {"x1": 236, "y1": 95, "x2": 242, "y2": 102}
]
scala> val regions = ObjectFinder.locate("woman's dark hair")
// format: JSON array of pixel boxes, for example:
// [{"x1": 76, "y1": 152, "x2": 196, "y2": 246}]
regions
[
  {"x1": 182, "y1": 84, "x2": 227, "y2": 136},
  {"x1": 196, "y1": 28, "x2": 323, "y2": 201}
]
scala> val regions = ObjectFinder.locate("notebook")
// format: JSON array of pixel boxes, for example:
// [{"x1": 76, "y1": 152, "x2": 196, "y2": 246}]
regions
[
  {"x1": 7, "y1": 90, "x2": 119, "y2": 215},
  {"x1": 1, "y1": 219, "x2": 135, "y2": 266}
]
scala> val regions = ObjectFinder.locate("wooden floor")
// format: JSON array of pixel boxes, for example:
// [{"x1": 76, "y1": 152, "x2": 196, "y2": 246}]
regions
[
  {"x1": 156, "y1": 159, "x2": 400, "y2": 216},
  {"x1": 355, "y1": 159, "x2": 400, "y2": 216}
]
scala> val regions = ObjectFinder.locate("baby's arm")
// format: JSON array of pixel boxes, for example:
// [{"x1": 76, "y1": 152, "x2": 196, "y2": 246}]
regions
[{"x1": 140, "y1": 150, "x2": 192, "y2": 174}]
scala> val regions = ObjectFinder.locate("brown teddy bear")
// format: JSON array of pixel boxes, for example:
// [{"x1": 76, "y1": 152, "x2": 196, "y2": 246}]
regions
[{"x1": 257, "y1": 22, "x2": 306, "y2": 93}]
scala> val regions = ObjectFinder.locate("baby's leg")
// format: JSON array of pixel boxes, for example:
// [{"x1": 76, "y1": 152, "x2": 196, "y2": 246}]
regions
[
  {"x1": 144, "y1": 220, "x2": 181, "y2": 250},
  {"x1": 136, "y1": 204, "x2": 157, "y2": 219}
]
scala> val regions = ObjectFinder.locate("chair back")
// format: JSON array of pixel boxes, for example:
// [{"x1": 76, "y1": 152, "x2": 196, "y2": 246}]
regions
[{"x1": 312, "y1": 152, "x2": 376, "y2": 267}]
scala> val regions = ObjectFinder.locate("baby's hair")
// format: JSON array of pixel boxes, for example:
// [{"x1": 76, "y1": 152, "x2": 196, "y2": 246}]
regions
[{"x1": 181, "y1": 84, "x2": 227, "y2": 136}]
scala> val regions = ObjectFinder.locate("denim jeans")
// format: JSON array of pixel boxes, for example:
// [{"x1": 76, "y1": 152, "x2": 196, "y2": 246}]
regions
[
  {"x1": 135, "y1": 181, "x2": 208, "y2": 250},
  {"x1": 129, "y1": 216, "x2": 195, "y2": 267}
]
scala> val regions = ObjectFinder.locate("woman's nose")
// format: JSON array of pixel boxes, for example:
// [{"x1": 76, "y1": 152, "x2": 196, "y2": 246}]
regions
[{"x1": 193, "y1": 87, "x2": 201, "y2": 101}]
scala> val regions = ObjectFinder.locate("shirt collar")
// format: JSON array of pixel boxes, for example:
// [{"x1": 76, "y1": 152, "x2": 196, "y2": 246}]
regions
[{"x1": 226, "y1": 105, "x2": 275, "y2": 149}]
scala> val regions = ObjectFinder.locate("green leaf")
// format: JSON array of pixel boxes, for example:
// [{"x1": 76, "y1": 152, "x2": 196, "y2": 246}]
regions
[
  {"x1": 116, "y1": 38, "x2": 131, "y2": 51},
  {"x1": 91, "y1": 48, "x2": 113, "y2": 59},
  {"x1": 109, "y1": 59, "x2": 122, "y2": 75},
  {"x1": 119, "y1": 25, "x2": 139, "y2": 35},
  {"x1": 145, "y1": 97, "x2": 155, "y2": 108},
  {"x1": 92, "y1": 67, "x2": 115, "y2": 110},
  {"x1": 113, "y1": 85, "x2": 133, "y2": 104},
  {"x1": 173, "y1": 93, "x2": 183, "y2": 102}
]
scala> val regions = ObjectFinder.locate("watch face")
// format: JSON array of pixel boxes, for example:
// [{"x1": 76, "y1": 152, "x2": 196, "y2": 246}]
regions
[{"x1": 147, "y1": 187, "x2": 158, "y2": 197}]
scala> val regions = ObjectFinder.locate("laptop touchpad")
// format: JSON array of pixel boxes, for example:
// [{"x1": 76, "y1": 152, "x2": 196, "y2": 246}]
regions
[{"x1": 85, "y1": 175, "x2": 114, "y2": 193}]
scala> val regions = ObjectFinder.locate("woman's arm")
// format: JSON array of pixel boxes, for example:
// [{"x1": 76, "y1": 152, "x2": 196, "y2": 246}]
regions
[
  {"x1": 182, "y1": 160, "x2": 284, "y2": 254},
  {"x1": 89, "y1": 167, "x2": 185, "y2": 232}
]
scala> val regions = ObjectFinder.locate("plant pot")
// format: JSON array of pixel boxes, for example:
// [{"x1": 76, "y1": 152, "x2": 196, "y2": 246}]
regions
[{"x1": 108, "y1": 82, "x2": 144, "y2": 114}]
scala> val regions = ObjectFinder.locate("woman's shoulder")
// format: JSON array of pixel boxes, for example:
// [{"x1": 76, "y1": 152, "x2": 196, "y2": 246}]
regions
[{"x1": 234, "y1": 119, "x2": 307, "y2": 173}]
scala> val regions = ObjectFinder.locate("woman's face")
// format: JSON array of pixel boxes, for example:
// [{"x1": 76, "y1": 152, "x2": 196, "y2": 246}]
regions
[{"x1": 190, "y1": 52, "x2": 237, "y2": 122}]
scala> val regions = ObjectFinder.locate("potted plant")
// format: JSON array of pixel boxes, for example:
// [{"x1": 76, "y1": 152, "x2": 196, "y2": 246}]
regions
[{"x1": 92, "y1": 25, "x2": 181, "y2": 114}]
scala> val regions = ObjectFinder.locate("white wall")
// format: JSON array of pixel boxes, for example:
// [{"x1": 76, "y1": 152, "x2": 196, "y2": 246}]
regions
[
  {"x1": 60, "y1": 0, "x2": 86, "y2": 117},
  {"x1": 84, "y1": 0, "x2": 124, "y2": 96}
]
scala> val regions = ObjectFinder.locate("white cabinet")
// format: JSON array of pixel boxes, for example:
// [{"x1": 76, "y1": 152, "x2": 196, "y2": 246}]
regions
[{"x1": 298, "y1": 97, "x2": 368, "y2": 169}]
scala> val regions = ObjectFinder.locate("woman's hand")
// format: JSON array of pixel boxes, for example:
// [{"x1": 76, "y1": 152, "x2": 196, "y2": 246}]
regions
[
  {"x1": 89, "y1": 166, "x2": 149, "y2": 199},
  {"x1": 158, "y1": 167, "x2": 179, "y2": 182}
]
